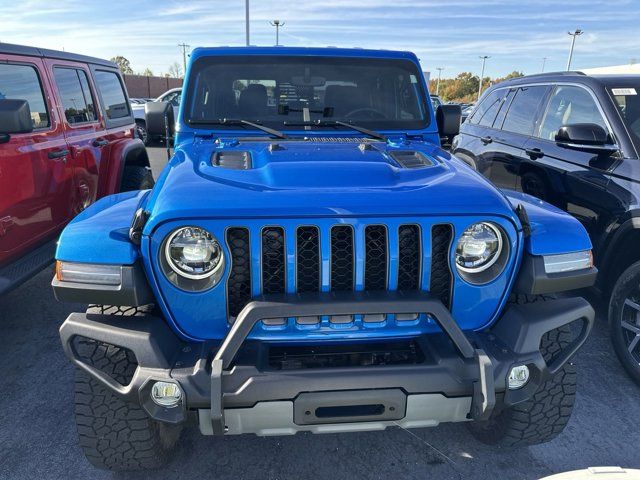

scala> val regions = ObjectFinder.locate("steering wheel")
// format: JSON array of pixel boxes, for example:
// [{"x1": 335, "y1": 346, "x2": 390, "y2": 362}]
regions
[{"x1": 343, "y1": 107, "x2": 386, "y2": 120}]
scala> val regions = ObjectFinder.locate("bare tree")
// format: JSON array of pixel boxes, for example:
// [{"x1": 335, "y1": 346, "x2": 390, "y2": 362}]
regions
[
  {"x1": 168, "y1": 62, "x2": 183, "y2": 79},
  {"x1": 141, "y1": 68, "x2": 154, "y2": 77},
  {"x1": 110, "y1": 56, "x2": 133, "y2": 74}
]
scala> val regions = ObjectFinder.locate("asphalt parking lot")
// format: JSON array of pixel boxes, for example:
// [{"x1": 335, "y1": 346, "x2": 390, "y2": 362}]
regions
[{"x1": 1, "y1": 146, "x2": 639, "y2": 480}]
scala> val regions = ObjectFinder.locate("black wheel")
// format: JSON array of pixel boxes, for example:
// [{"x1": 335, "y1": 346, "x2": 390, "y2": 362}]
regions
[
  {"x1": 609, "y1": 260, "x2": 640, "y2": 385},
  {"x1": 74, "y1": 305, "x2": 180, "y2": 471},
  {"x1": 120, "y1": 165, "x2": 154, "y2": 192},
  {"x1": 467, "y1": 294, "x2": 577, "y2": 447},
  {"x1": 136, "y1": 120, "x2": 149, "y2": 146}
]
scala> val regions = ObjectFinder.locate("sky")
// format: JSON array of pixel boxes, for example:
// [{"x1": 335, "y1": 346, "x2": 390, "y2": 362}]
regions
[{"x1": 2, "y1": 0, "x2": 640, "y2": 79}]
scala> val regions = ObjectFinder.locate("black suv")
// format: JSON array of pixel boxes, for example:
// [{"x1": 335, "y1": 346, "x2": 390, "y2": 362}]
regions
[{"x1": 452, "y1": 71, "x2": 640, "y2": 384}]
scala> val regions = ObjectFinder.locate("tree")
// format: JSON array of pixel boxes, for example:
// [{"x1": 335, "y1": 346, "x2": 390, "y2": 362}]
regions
[
  {"x1": 141, "y1": 68, "x2": 154, "y2": 77},
  {"x1": 110, "y1": 56, "x2": 133, "y2": 75},
  {"x1": 168, "y1": 62, "x2": 183, "y2": 79}
]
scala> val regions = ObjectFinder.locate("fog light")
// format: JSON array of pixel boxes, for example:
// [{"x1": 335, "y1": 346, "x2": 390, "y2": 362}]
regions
[
  {"x1": 508, "y1": 365, "x2": 530, "y2": 390},
  {"x1": 151, "y1": 381, "x2": 182, "y2": 407}
]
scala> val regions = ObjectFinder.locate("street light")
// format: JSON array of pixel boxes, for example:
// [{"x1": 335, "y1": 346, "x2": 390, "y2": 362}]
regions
[
  {"x1": 436, "y1": 67, "x2": 444, "y2": 96},
  {"x1": 269, "y1": 20, "x2": 285, "y2": 46},
  {"x1": 478, "y1": 56, "x2": 490, "y2": 101},
  {"x1": 541, "y1": 57, "x2": 548, "y2": 73},
  {"x1": 245, "y1": 0, "x2": 250, "y2": 46},
  {"x1": 567, "y1": 29, "x2": 583, "y2": 71}
]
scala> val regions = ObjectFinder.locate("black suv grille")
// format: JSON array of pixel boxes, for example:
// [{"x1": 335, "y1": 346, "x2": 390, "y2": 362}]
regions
[
  {"x1": 225, "y1": 222, "x2": 454, "y2": 323},
  {"x1": 296, "y1": 227, "x2": 320, "y2": 293},
  {"x1": 330, "y1": 226, "x2": 355, "y2": 292}
]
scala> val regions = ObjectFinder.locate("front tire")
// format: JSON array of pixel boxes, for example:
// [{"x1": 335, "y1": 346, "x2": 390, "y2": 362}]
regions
[
  {"x1": 74, "y1": 304, "x2": 180, "y2": 471},
  {"x1": 468, "y1": 295, "x2": 577, "y2": 447},
  {"x1": 609, "y1": 260, "x2": 640, "y2": 385},
  {"x1": 75, "y1": 370, "x2": 181, "y2": 471}
]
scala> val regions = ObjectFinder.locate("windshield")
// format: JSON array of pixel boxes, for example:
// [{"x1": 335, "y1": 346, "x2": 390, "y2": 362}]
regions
[
  {"x1": 609, "y1": 84, "x2": 640, "y2": 152},
  {"x1": 185, "y1": 55, "x2": 429, "y2": 132}
]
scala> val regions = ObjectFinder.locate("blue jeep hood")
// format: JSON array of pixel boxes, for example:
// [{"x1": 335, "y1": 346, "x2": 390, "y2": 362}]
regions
[{"x1": 143, "y1": 138, "x2": 519, "y2": 231}]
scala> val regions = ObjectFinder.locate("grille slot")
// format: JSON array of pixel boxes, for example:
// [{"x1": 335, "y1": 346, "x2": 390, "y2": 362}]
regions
[
  {"x1": 226, "y1": 228, "x2": 252, "y2": 320},
  {"x1": 261, "y1": 227, "x2": 286, "y2": 295},
  {"x1": 390, "y1": 150, "x2": 435, "y2": 168},
  {"x1": 296, "y1": 227, "x2": 320, "y2": 293},
  {"x1": 364, "y1": 225, "x2": 388, "y2": 291},
  {"x1": 430, "y1": 224, "x2": 453, "y2": 309},
  {"x1": 397, "y1": 225, "x2": 421, "y2": 291},
  {"x1": 330, "y1": 226, "x2": 355, "y2": 292}
]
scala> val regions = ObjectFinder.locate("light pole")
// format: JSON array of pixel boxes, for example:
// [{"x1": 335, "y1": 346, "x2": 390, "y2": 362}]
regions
[
  {"x1": 436, "y1": 67, "x2": 444, "y2": 96},
  {"x1": 541, "y1": 57, "x2": 547, "y2": 73},
  {"x1": 178, "y1": 43, "x2": 190, "y2": 75},
  {"x1": 478, "y1": 56, "x2": 490, "y2": 101},
  {"x1": 245, "y1": 0, "x2": 250, "y2": 46},
  {"x1": 566, "y1": 29, "x2": 583, "y2": 71},
  {"x1": 269, "y1": 20, "x2": 285, "y2": 46}
]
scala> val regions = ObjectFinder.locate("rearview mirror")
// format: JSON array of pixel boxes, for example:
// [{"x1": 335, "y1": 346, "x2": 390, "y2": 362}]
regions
[
  {"x1": 555, "y1": 123, "x2": 617, "y2": 152},
  {"x1": 145, "y1": 101, "x2": 175, "y2": 138},
  {"x1": 436, "y1": 104, "x2": 462, "y2": 137},
  {"x1": 0, "y1": 99, "x2": 33, "y2": 135}
]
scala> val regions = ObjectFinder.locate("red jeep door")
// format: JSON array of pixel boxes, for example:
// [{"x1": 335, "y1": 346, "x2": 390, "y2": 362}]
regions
[
  {"x1": 0, "y1": 57, "x2": 74, "y2": 265},
  {"x1": 46, "y1": 59, "x2": 103, "y2": 213}
]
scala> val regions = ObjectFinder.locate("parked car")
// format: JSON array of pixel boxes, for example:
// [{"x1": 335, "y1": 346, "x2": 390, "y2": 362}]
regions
[
  {"x1": 53, "y1": 47, "x2": 595, "y2": 471},
  {"x1": 430, "y1": 94, "x2": 443, "y2": 110},
  {"x1": 0, "y1": 43, "x2": 154, "y2": 296},
  {"x1": 132, "y1": 87, "x2": 181, "y2": 144},
  {"x1": 130, "y1": 97, "x2": 152, "y2": 105},
  {"x1": 452, "y1": 71, "x2": 640, "y2": 384},
  {"x1": 461, "y1": 103, "x2": 475, "y2": 122}
]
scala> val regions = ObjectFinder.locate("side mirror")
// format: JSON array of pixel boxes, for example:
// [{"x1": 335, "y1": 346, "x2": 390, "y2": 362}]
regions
[
  {"x1": 145, "y1": 101, "x2": 175, "y2": 138},
  {"x1": 555, "y1": 123, "x2": 617, "y2": 152},
  {"x1": 436, "y1": 104, "x2": 462, "y2": 137},
  {"x1": 0, "y1": 99, "x2": 33, "y2": 135}
]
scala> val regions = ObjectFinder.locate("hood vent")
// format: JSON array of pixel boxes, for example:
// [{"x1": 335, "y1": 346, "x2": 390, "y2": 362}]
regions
[
  {"x1": 390, "y1": 150, "x2": 435, "y2": 169},
  {"x1": 212, "y1": 151, "x2": 252, "y2": 170}
]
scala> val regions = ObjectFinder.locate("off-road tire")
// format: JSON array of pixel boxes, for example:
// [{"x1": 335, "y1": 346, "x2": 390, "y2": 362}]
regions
[
  {"x1": 467, "y1": 294, "x2": 577, "y2": 447},
  {"x1": 609, "y1": 260, "x2": 640, "y2": 385},
  {"x1": 120, "y1": 165, "x2": 154, "y2": 192},
  {"x1": 135, "y1": 120, "x2": 149, "y2": 146},
  {"x1": 74, "y1": 304, "x2": 180, "y2": 470}
]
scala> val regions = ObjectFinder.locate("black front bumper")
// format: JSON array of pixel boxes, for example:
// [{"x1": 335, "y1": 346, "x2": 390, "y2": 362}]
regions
[{"x1": 59, "y1": 291, "x2": 594, "y2": 435}]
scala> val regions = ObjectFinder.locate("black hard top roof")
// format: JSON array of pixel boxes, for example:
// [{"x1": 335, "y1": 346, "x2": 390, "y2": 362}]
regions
[
  {"x1": 0, "y1": 42, "x2": 117, "y2": 69},
  {"x1": 490, "y1": 71, "x2": 640, "y2": 90}
]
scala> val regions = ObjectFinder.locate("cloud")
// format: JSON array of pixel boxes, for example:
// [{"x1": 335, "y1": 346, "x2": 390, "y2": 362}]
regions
[{"x1": 0, "y1": 0, "x2": 637, "y2": 76}]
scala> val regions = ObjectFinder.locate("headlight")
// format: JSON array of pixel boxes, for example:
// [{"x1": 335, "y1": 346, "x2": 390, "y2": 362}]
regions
[
  {"x1": 163, "y1": 227, "x2": 224, "y2": 289},
  {"x1": 455, "y1": 222, "x2": 508, "y2": 284}
]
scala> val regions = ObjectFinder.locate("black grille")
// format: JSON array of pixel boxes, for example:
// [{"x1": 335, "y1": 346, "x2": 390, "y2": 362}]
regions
[
  {"x1": 261, "y1": 227, "x2": 286, "y2": 294},
  {"x1": 330, "y1": 225, "x2": 355, "y2": 292},
  {"x1": 226, "y1": 228, "x2": 252, "y2": 319},
  {"x1": 430, "y1": 224, "x2": 453, "y2": 309},
  {"x1": 364, "y1": 225, "x2": 388, "y2": 291},
  {"x1": 296, "y1": 227, "x2": 320, "y2": 293},
  {"x1": 398, "y1": 225, "x2": 421, "y2": 291}
]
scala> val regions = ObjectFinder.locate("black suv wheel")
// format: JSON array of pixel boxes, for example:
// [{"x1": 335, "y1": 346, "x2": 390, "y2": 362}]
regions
[{"x1": 609, "y1": 260, "x2": 640, "y2": 385}]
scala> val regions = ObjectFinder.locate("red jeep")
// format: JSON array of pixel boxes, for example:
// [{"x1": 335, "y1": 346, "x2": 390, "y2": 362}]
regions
[{"x1": 0, "y1": 43, "x2": 154, "y2": 295}]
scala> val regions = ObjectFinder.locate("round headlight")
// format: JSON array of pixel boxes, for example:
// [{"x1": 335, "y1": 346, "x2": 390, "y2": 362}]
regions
[
  {"x1": 165, "y1": 227, "x2": 224, "y2": 280},
  {"x1": 455, "y1": 222, "x2": 503, "y2": 273}
]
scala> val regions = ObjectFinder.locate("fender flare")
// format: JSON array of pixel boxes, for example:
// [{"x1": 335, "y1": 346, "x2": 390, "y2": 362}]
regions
[
  {"x1": 100, "y1": 138, "x2": 150, "y2": 197},
  {"x1": 596, "y1": 214, "x2": 640, "y2": 290}
]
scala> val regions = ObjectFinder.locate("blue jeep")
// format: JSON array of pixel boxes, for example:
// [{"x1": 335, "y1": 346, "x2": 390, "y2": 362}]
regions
[{"x1": 53, "y1": 47, "x2": 597, "y2": 471}]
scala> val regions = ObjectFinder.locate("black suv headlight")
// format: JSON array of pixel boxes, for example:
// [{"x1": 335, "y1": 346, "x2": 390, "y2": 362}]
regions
[
  {"x1": 161, "y1": 226, "x2": 225, "y2": 291},
  {"x1": 455, "y1": 222, "x2": 509, "y2": 284}
]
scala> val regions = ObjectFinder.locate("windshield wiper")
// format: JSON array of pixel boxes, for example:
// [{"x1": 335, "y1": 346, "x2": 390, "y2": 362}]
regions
[
  {"x1": 190, "y1": 118, "x2": 288, "y2": 139},
  {"x1": 283, "y1": 120, "x2": 387, "y2": 141}
]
